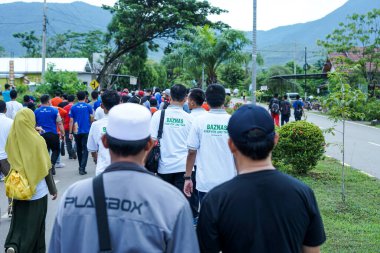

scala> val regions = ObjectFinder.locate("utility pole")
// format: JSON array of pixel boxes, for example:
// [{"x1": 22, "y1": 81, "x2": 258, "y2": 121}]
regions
[
  {"x1": 202, "y1": 63, "x2": 205, "y2": 90},
  {"x1": 41, "y1": 0, "x2": 47, "y2": 84},
  {"x1": 303, "y1": 47, "x2": 308, "y2": 101},
  {"x1": 251, "y1": 0, "x2": 257, "y2": 105}
]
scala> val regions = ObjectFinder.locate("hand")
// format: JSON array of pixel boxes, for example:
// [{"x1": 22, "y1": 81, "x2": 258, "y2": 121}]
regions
[
  {"x1": 60, "y1": 134, "x2": 65, "y2": 140},
  {"x1": 93, "y1": 157, "x2": 97, "y2": 164},
  {"x1": 35, "y1": 126, "x2": 45, "y2": 134},
  {"x1": 69, "y1": 133, "x2": 73, "y2": 140},
  {"x1": 183, "y1": 179, "x2": 193, "y2": 197},
  {"x1": 51, "y1": 193, "x2": 58, "y2": 200}
]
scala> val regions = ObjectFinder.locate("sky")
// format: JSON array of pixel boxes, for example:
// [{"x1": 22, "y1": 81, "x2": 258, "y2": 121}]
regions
[{"x1": 1, "y1": 0, "x2": 349, "y2": 31}]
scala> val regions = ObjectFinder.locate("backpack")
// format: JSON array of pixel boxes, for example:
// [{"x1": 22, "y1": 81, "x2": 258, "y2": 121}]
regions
[
  {"x1": 281, "y1": 101, "x2": 291, "y2": 115},
  {"x1": 294, "y1": 101, "x2": 303, "y2": 117},
  {"x1": 270, "y1": 99, "x2": 280, "y2": 114}
]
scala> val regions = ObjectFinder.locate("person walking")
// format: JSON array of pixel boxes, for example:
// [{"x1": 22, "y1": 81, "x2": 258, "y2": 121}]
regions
[
  {"x1": 69, "y1": 91, "x2": 94, "y2": 175},
  {"x1": 49, "y1": 103, "x2": 199, "y2": 253},
  {"x1": 0, "y1": 100, "x2": 13, "y2": 216},
  {"x1": 269, "y1": 93, "x2": 280, "y2": 126},
  {"x1": 63, "y1": 95, "x2": 76, "y2": 159},
  {"x1": 4, "y1": 108, "x2": 57, "y2": 253},
  {"x1": 184, "y1": 84, "x2": 236, "y2": 205},
  {"x1": 87, "y1": 90, "x2": 120, "y2": 175},
  {"x1": 34, "y1": 95, "x2": 65, "y2": 175},
  {"x1": 293, "y1": 95, "x2": 304, "y2": 121},
  {"x1": 5, "y1": 90, "x2": 23, "y2": 119},
  {"x1": 280, "y1": 94, "x2": 291, "y2": 126},
  {"x1": 197, "y1": 105, "x2": 326, "y2": 253},
  {"x1": 1, "y1": 84, "x2": 11, "y2": 102}
]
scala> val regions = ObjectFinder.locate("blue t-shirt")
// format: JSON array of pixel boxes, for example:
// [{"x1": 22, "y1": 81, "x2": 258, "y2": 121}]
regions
[
  {"x1": 2, "y1": 90, "x2": 11, "y2": 102},
  {"x1": 93, "y1": 100, "x2": 101, "y2": 111},
  {"x1": 35, "y1": 106, "x2": 59, "y2": 134},
  {"x1": 70, "y1": 102, "x2": 93, "y2": 134},
  {"x1": 155, "y1": 93, "x2": 162, "y2": 108}
]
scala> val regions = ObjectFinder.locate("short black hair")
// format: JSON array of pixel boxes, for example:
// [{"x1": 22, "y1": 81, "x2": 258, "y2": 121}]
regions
[
  {"x1": 155, "y1": 88, "x2": 160, "y2": 93},
  {"x1": 77, "y1": 91, "x2": 86, "y2": 101},
  {"x1": 283, "y1": 95, "x2": 288, "y2": 99},
  {"x1": 68, "y1": 95, "x2": 75, "y2": 102},
  {"x1": 62, "y1": 94, "x2": 68, "y2": 100},
  {"x1": 189, "y1": 88, "x2": 205, "y2": 106},
  {"x1": 296, "y1": 95, "x2": 300, "y2": 99},
  {"x1": 91, "y1": 90, "x2": 99, "y2": 100},
  {"x1": 170, "y1": 84, "x2": 187, "y2": 102},
  {"x1": 101, "y1": 90, "x2": 120, "y2": 111},
  {"x1": 0, "y1": 100, "x2": 6, "y2": 113},
  {"x1": 40, "y1": 94, "x2": 50, "y2": 104},
  {"x1": 27, "y1": 102, "x2": 36, "y2": 111},
  {"x1": 274, "y1": 93, "x2": 279, "y2": 98},
  {"x1": 23, "y1": 95, "x2": 30, "y2": 103},
  {"x1": 128, "y1": 95, "x2": 142, "y2": 104},
  {"x1": 106, "y1": 134, "x2": 150, "y2": 157},
  {"x1": 55, "y1": 91, "x2": 61, "y2": 97},
  {"x1": 121, "y1": 95, "x2": 130, "y2": 103},
  {"x1": 10, "y1": 90, "x2": 17, "y2": 99},
  {"x1": 149, "y1": 98, "x2": 157, "y2": 106},
  {"x1": 206, "y1": 84, "x2": 225, "y2": 108},
  {"x1": 116, "y1": 87, "x2": 122, "y2": 92},
  {"x1": 4, "y1": 84, "x2": 10, "y2": 90},
  {"x1": 233, "y1": 129, "x2": 275, "y2": 160}
]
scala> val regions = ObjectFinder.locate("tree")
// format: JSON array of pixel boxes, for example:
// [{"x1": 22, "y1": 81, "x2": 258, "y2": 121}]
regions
[
  {"x1": 164, "y1": 26, "x2": 249, "y2": 85},
  {"x1": 13, "y1": 31, "x2": 41, "y2": 57},
  {"x1": 218, "y1": 63, "x2": 245, "y2": 88},
  {"x1": 318, "y1": 8, "x2": 380, "y2": 94},
  {"x1": 0, "y1": 45, "x2": 6, "y2": 57},
  {"x1": 97, "y1": 0, "x2": 225, "y2": 86}
]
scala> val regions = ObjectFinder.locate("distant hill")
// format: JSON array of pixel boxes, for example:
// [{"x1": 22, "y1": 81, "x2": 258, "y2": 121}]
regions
[{"x1": 0, "y1": 0, "x2": 378, "y2": 67}]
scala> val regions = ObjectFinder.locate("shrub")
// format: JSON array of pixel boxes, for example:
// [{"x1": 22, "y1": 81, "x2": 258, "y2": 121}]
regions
[
  {"x1": 363, "y1": 99, "x2": 380, "y2": 121},
  {"x1": 224, "y1": 95, "x2": 232, "y2": 108},
  {"x1": 273, "y1": 121, "x2": 325, "y2": 174}
]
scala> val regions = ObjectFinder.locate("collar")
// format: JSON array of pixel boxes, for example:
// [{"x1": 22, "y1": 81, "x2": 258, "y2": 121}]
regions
[
  {"x1": 0, "y1": 113, "x2": 6, "y2": 117},
  {"x1": 168, "y1": 105, "x2": 182, "y2": 109},
  {"x1": 103, "y1": 161, "x2": 154, "y2": 175},
  {"x1": 210, "y1": 109, "x2": 227, "y2": 114},
  {"x1": 191, "y1": 108, "x2": 206, "y2": 112}
]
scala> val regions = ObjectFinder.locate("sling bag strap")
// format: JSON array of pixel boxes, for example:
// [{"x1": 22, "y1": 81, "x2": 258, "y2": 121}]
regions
[
  {"x1": 157, "y1": 109, "x2": 165, "y2": 140},
  {"x1": 93, "y1": 173, "x2": 112, "y2": 253}
]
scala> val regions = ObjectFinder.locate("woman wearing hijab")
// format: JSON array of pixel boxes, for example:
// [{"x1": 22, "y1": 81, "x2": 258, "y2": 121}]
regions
[{"x1": 4, "y1": 108, "x2": 57, "y2": 253}]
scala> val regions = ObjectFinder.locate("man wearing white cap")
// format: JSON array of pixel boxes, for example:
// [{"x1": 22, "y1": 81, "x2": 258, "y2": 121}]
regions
[{"x1": 49, "y1": 103, "x2": 199, "y2": 253}]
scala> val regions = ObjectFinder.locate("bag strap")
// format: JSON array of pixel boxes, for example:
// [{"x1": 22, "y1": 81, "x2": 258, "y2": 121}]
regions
[
  {"x1": 157, "y1": 109, "x2": 165, "y2": 139},
  {"x1": 93, "y1": 174, "x2": 112, "y2": 253}
]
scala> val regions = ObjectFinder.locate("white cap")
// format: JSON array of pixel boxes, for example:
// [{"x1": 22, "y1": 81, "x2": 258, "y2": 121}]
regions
[{"x1": 107, "y1": 103, "x2": 151, "y2": 141}]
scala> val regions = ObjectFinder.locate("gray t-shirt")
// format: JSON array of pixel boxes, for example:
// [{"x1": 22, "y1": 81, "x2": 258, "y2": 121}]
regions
[{"x1": 49, "y1": 162, "x2": 199, "y2": 253}]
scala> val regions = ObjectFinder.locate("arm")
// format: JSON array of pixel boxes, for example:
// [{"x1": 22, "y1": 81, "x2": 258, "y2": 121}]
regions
[
  {"x1": 45, "y1": 169, "x2": 58, "y2": 200},
  {"x1": 302, "y1": 246, "x2": 321, "y2": 253},
  {"x1": 183, "y1": 149, "x2": 197, "y2": 197},
  {"x1": 69, "y1": 118, "x2": 74, "y2": 140}
]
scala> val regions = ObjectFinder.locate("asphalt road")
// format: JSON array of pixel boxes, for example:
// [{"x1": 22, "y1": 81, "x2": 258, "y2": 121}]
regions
[{"x1": 0, "y1": 155, "x2": 97, "y2": 250}]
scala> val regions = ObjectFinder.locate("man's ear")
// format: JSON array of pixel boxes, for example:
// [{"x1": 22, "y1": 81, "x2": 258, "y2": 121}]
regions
[
  {"x1": 228, "y1": 138, "x2": 238, "y2": 154},
  {"x1": 145, "y1": 137, "x2": 155, "y2": 153},
  {"x1": 102, "y1": 134, "x2": 109, "y2": 149}
]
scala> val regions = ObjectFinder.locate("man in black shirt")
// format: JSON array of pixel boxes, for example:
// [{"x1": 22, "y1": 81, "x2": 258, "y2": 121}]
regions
[{"x1": 197, "y1": 105, "x2": 326, "y2": 253}]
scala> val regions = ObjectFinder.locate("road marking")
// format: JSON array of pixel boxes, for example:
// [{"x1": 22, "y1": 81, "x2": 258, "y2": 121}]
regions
[
  {"x1": 368, "y1": 142, "x2": 380, "y2": 147},
  {"x1": 308, "y1": 112, "x2": 380, "y2": 130}
]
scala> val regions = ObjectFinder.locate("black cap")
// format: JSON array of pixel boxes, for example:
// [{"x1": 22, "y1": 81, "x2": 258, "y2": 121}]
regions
[{"x1": 228, "y1": 105, "x2": 275, "y2": 143}]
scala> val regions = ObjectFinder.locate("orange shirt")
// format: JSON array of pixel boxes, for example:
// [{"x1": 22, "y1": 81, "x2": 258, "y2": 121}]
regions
[
  {"x1": 150, "y1": 107, "x2": 158, "y2": 115},
  {"x1": 202, "y1": 102, "x2": 210, "y2": 111},
  {"x1": 51, "y1": 97, "x2": 63, "y2": 107}
]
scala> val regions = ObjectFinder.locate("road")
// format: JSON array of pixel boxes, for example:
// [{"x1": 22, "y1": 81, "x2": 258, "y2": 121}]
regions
[{"x1": 0, "y1": 156, "x2": 97, "y2": 249}]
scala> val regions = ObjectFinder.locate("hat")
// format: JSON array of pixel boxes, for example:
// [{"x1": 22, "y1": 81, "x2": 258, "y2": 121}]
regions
[
  {"x1": 163, "y1": 89, "x2": 171, "y2": 96},
  {"x1": 107, "y1": 103, "x2": 151, "y2": 141},
  {"x1": 138, "y1": 90, "x2": 145, "y2": 97},
  {"x1": 123, "y1": 88, "x2": 129, "y2": 93},
  {"x1": 228, "y1": 105, "x2": 275, "y2": 143}
]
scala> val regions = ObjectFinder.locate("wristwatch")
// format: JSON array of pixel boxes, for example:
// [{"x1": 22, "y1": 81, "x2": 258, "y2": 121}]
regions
[{"x1": 184, "y1": 175, "x2": 191, "y2": 180}]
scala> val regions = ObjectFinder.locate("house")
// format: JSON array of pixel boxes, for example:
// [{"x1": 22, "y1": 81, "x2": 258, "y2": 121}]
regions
[{"x1": 0, "y1": 58, "x2": 93, "y2": 89}]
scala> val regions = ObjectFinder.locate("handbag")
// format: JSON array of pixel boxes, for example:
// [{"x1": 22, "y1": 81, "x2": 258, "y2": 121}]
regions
[
  {"x1": 145, "y1": 110, "x2": 165, "y2": 173},
  {"x1": 60, "y1": 139, "x2": 65, "y2": 156},
  {"x1": 5, "y1": 169, "x2": 33, "y2": 200}
]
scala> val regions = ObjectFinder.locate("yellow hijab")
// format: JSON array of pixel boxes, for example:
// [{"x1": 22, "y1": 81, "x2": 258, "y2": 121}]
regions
[{"x1": 5, "y1": 108, "x2": 51, "y2": 194}]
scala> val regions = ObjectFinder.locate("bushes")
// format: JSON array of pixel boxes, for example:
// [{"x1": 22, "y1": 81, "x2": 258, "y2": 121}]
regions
[{"x1": 273, "y1": 121, "x2": 325, "y2": 174}]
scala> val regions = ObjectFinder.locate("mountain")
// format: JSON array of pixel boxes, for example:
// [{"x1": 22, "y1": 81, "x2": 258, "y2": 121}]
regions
[{"x1": 0, "y1": 0, "x2": 378, "y2": 66}]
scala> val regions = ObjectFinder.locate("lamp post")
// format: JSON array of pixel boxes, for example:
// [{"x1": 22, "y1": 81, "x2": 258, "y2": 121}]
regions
[{"x1": 251, "y1": 0, "x2": 257, "y2": 105}]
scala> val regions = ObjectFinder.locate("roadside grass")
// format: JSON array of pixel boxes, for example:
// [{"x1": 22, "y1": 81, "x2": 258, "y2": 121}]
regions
[{"x1": 293, "y1": 157, "x2": 380, "y2": 252}]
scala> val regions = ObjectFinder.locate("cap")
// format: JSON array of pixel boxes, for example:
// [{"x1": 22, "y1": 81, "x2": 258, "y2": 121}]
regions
[
  {"x1": 164, "y1": 89, "x2": 171, "y2": 96},
  {"x1": 228, "y1": 105, "x2": 275, "y2": 143},
  {"x1": 107, "y1": 103, "x2": 151, "y2": 141},
  {"x1": 123, "y1": 88, "x2": 129, "y2": 93},
  {"x1": 138, "y1": 90, "x2": 145, "y2": 97}
]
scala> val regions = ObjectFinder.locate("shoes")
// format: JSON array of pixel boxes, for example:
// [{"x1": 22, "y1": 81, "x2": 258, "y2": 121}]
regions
[
  {"x1": 6, "y1": 247, "x2": 15, "y2": 253},
  {"x1": 72, "y1": 153, "x2": 77, "y2": 160},
  {"x1": 52, "y1": 168, "x2": 56, "y2": 176},
  {"x1": 79, "y1": 169, "x2": 87, "y2": 175},
  {"x1": 55, "y1": 163, "x2": 65, "y2": 168},
  {"x1": 8, "y1": 206, "x2": 12, "y2": 218}
]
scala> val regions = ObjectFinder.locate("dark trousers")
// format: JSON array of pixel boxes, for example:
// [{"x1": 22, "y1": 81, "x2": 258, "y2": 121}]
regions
[
  {"x1": 281, "y1": 114, "x2": 290, "y2": 126},
  {"x1": 198, "y1": 191, "x2": 207, "y2": 205},
  {"x1": 74, "y1": 133, "x2": 89, "y2": 171},
  {"x1": 41, "y1": 132, "x2": 60, "y2": 170},
  {"x1": 158, "y1": 172, "x2": 199, "y2": 218},
  {"x1": 5, "y1": 195, "x2": 48, "y2": 253},
  {"x1": 65, "y1": 132, "x2": 75, "y2": 158}
]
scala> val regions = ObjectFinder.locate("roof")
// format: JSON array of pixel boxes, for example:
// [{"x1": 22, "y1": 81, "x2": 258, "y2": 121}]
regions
[
  {"x1": 327, "y1": 48, "x2": 380, "y2": 72},
  {"x1": 0, "y1": 58, "x2": 92, "y2": 74}
]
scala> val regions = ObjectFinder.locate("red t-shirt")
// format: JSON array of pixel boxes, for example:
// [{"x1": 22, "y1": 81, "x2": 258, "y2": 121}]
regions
[{"x1": 63, "y1": 103, "x2": 73, "y2": 131}]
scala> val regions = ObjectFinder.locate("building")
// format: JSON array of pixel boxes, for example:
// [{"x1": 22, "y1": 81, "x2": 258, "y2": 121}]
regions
[{"x1": 0, "y1": 58, "x2": 93, "y2": 89}]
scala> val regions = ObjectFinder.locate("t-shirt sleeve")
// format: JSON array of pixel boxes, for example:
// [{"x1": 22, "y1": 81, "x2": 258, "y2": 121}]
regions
[
  {"x1": 167, "y1": 203, "x2": 200, "y2": 253},
  {"x1": 88, "y1": 104, "x2": 94, "y2": 115},
  {"x1": 303, "y1": 189, "x2": 326, "y2": 247},
  {"x1": 87, "y1": 124, "x2": 98, "y2": 152},
  {"x1": 187, "y1": 118, "x2": 200, "y2": 150},
  {"x1": 197, "y1": 193, "x2": 221, "y2": 253},
  {"x1": 150, "y1": 110, "x2": 161, "y2": 139}
]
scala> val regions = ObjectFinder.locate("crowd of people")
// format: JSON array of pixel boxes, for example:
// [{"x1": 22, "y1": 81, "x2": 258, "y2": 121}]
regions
[
  {"x1": 268, "y1": 93, "x2": 305, "y2": 126},
  {"x1": 1, "y1": 83, "x2": 325, "y2": 253}
]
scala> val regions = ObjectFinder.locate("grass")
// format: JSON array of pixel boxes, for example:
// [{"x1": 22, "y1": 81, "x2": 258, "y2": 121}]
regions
[{"x1": 291, "y1": 157, "x2": 380, "y2": 252}]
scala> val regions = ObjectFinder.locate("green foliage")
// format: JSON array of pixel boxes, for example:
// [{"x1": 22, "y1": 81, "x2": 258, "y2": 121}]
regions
[
  {"x1": 273, "y1": 121, "x2": 325, "y2": 174},
  {"x1": 37, "y1": 64, "x2": 86, "y2": 95},
  {"x1": 16, "y1": 84, "x2": 28, "y2": 94},
  {"x1": 219, "y1": 63, "x2": 245, "y2": 88},
  {"x1": 0, "y1": 45, "x2": 6, "y2": 56},
  {"x1": 224, "y1": 95, "x2": 231, "y2": 108},
  {"x1": 13, "y1": 31, "x2": 41, "y2": 57}
]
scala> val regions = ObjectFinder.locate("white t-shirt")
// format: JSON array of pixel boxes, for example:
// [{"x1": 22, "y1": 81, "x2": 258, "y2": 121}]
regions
[
  {"x1": 187, "y1": 109, "x2": 236, "y2": 192},
  {"x1": 150, "y1": 105, "x2": 193, "y2": 174},
  {"x1": 190, "y1": 107, "x2": 207, "y2": 166},
  {"x1": 0, "y1": 113, "x2": 13, "y2": 160},
  {"x1": 94, "y1": 107, "x2": 105, "y2": 121},
  {"x1": 87, "y1": 115, "x2": 110, "y2": 175},
  {"x1": 6, "y1": 100, "x2": 23, "y2": 119}
]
